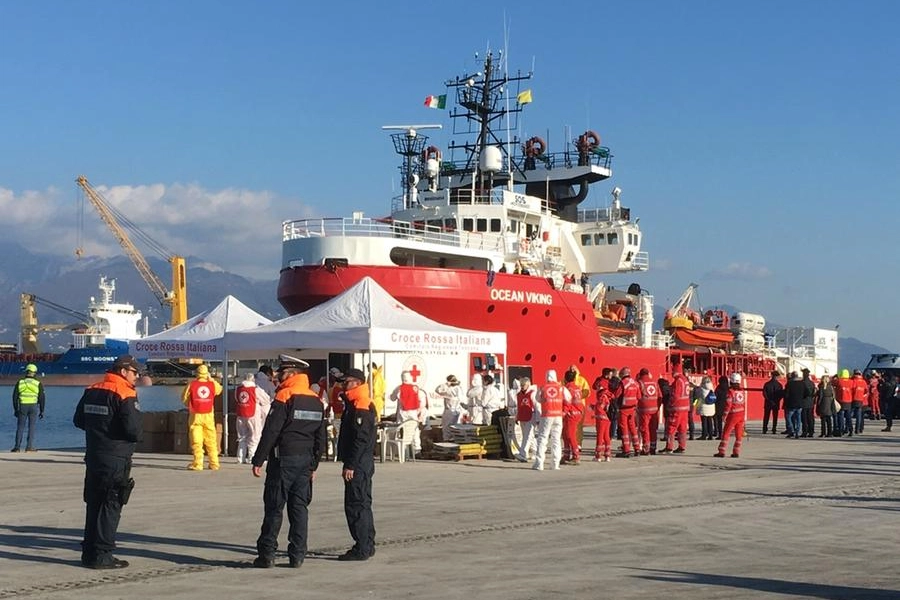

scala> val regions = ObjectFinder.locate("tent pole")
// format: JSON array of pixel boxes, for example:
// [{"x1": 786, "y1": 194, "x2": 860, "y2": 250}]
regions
[{"x1": 223, "y1": 351, "x2": 230, "y2": 457}]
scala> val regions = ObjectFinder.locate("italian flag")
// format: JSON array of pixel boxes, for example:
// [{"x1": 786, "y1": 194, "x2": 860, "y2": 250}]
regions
[{"x1": 424, "y1": 94, "x2": 447, "y2": 109}]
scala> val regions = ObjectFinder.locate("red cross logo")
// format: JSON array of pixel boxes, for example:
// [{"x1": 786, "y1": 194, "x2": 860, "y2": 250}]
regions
[{"x1": 409, "y1": 364, "x2": 422, "y2": 382}]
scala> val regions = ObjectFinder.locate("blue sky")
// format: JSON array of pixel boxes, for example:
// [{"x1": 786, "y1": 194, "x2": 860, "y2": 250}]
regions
[{"x1": 1, "y1": 1, "x2": 898, "y2": 350}]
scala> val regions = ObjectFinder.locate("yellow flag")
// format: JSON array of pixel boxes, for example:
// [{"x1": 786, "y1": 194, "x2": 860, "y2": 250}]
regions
[{"x1": 516, "y1": 89, "x2": 533, "y2": 105}]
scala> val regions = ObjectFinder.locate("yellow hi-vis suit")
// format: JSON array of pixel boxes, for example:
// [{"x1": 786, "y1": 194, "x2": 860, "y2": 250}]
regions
[
  {"x1": 182, "y1": 375, "x2": 223, "y2": 470},
  {"x1": 371, "y1": 365, "x2": 386, "y2": 420}
]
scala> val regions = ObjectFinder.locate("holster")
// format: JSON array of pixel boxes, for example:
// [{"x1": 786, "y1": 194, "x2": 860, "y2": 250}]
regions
[{"x1": 118, "y1": 478, "x2": 136, "y2": 505}]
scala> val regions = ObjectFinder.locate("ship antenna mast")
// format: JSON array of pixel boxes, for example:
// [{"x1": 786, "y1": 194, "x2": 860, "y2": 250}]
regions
[{"x1": 382, "y1": 124, "x2": 442, "y2": 209}]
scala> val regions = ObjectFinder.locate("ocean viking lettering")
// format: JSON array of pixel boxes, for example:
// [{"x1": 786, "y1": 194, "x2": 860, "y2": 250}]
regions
[{"x1": 489, "y1": 288, "x2": 553, "y2": 305}]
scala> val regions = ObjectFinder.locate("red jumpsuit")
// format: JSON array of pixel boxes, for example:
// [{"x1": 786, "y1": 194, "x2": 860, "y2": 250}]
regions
[
  {"x1": 868, "y1": 378, "x2": 881, "y2": 419},
  {"x1": 617, "y1": 376, "x2": 640, "y2": 456},
  {"x1": 636, "y1": 377, "x2": 660, "y2": 455},
  {"x1": 664, "y1": 373, "x2": 691, "y2": 452},
  {"x1": 563, "y1": 382, "x2": 585, "y2": 462},
  {"x1": 717, "y1": 388, "x2": 747, "y2": 457},
  {"x1": 593, "y1": 384, "x2": 612, "y2": 460}
]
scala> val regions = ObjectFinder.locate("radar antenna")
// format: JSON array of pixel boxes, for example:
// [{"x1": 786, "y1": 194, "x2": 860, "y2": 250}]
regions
[{"x1": 382, "y1": 124, "x2": 443, "y2": 209}]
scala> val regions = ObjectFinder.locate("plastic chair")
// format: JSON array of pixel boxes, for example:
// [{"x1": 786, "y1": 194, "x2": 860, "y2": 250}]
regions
[{"x1": 381, "y1": 419, "x2": 419, "y2": 463}]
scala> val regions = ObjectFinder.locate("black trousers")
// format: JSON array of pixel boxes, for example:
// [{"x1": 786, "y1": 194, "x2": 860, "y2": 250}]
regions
[
  {"x1": 886, "y1": 398, "x2": 899, "y2": 429},
  {"x1": 700, "y1": 415, "x2": 716, "y2": 439},
  {"x1": 819, "y1": 416, "x2": 833, "y2": 437},
  {"x1": 801, "y1": 407, "x2": 815, "y2": 436},
  {"x1": 82, "y1": 455, "x2": 132, "y2": 563},
  {"x1": 762, "y1": 402, "x2": 779, "y2": 432},
  {"x1": 344, "y1": 459, "x2": 376, "y2": 556},
  {"x1": 257, "y1": 453, "x2": 314, "y2": 562}
]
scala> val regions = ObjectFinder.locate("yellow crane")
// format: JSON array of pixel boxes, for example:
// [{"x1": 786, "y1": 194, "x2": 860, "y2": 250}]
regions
[{"x1": 75, "y1": 175, "x2": 188, "y2": 327}]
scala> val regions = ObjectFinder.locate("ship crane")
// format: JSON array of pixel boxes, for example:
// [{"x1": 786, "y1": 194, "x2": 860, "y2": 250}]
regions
[
  {"x1": 75, "y1": 175, "x2": 188, "y2": 327},
  {"x1": 20, "y1": 293, "x2": 89, "y2": 354},
  {"x1": 663, "y1": 283, "x2": 701, "y2": 329}
]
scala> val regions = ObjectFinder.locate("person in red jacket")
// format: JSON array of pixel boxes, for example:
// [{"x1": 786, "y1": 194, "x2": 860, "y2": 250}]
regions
[
  {"x1": 715, "y1": 373, "x2": 747, "y2": 458},
  {"x1": 661, "y1": 366, "x2": 691, "y2": 454},
  {"x1": 851, "y1": 369, "x2": 868, "y2": 434},
  {"x1": 592, "y1": 372, "x2": 614, "y2": 462},
  {"x1": 635, "y1": 368, "x2": 660, "y2": 456},
  {"x1": 835, "y1": 370, "x2": 854, "y2": 436},
  {"x1": 562, "y1": 370, "x2": 585, "y2": 464},
  {"x1": 615, "y1": 367, "x2": 640, "y2": 458},
  {"x1": 514, "y1": 377, "x2": 538, "y2": 462}
]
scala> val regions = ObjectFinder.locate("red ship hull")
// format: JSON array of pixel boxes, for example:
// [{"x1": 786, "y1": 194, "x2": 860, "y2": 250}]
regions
[{"x1": 279, "y1": 264, "x2": 773, "y2": 419}]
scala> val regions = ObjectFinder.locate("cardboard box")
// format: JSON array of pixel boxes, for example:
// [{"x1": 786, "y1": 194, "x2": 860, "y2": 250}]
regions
[{"x1": 142, "y1": 412, "x2": 169, "y2": 433}]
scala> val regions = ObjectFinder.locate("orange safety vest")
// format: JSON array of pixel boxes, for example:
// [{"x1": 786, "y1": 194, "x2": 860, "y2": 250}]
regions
[
  {"x1": 235, "y1": 384, "x2": 256, "y2": 418},
  {"x1": 540, "y1": 382, "x2": 564, "y2": 418},
  {"x1": 189, "y1": 380, "x2": 216, "y2": 414}
]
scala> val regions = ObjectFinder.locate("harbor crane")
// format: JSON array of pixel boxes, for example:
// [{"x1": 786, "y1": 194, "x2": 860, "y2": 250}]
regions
[
  {"x1": 75, "y1": 175, "x2": 188, "y2": 327},
  {"x1": 19, "y1": 292, "x2": 89, "y2": 354}
]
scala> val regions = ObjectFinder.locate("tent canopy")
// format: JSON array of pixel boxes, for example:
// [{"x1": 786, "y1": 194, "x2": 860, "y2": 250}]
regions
[
  {"x1": 130, "y1": 295, "x2": 272, "y2": 360},
  {"x1": 224, "y1": 277, "x2": 506, "y2": 358}
]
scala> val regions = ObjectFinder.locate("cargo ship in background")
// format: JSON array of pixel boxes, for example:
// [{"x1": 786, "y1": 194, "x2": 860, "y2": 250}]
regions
[
  {"x1": 276, "y1": 48, "x2": 819, "y2": 419},
  {"x1": 0, "y1": 277, "x2": 145, "y2": 386}
]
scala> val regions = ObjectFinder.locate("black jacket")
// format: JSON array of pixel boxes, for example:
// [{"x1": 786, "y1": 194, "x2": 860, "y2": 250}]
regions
[
  {"x1": 73, "y1": 372, "x2": 142, "y2": 459},
  {"x1": 337, "y1": 395, "x2": 376, "y2": 471},
  {"x1": 784, "y1": 379, "x2": 810, "y2": 410},
  {"x1": 253, "y1": 373, "x2": 326, "y2": 469},
  {"x1": 762, "y1": 378, "x2": 783, "y2": 406}
]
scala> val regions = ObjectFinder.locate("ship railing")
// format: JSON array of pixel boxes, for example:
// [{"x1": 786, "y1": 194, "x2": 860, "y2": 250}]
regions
[
  {"x1": 630, "y1": 251, "x2": 649, "y2": 271},
  {"x1": 283, "y1": 217, "x2": 506, "y2": 252},
  {"x1": 577, "y1": 206, "x2": 632, "y2": 223},
  {"x1": 513, "y1": 147, "x2": 612, "y2": 172}
]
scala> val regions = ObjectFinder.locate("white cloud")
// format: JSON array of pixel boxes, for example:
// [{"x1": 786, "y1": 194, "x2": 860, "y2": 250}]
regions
[
  {"x1": 0, "y1": 182, "x2": 315, "y2": 278},
  {"x1": 705, "y1": 262, "x2": 772, "y2": 281},
  {"x1": 653, "y1": 258, "x2": 672, "y2": 271}
]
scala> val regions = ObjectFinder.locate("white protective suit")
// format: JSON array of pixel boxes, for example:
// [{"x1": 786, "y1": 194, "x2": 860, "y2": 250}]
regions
[
  {"x1": 480, "y1": 376, "x2": 504, "y2": 425},
  {"x1": 533, "y1": 369, "x2": 570, "y2": 471},
  {"x1": 436, "y1": 378, "x2": 463, "y2": 441},
  {"x1": 390, "y1": 371, "x2": 426, "y2": 451},
  {"x1": 466, "y1": 374, "x2": 484, "y2": 424},
  {"x1": 515, "y1": 380, "x2": 539, "y2": 462},
  {"x1": 236, "y1": 375, "x2": 272, "y2": 464}
]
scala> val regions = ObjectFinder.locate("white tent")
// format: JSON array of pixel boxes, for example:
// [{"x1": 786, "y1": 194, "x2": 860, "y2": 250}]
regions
[
  {"x1": 129, "y1": 295, "x2": 273, "y2": 361},
  {"x1": 224, "y1": 277, "x2": 506, "y2": 357}
]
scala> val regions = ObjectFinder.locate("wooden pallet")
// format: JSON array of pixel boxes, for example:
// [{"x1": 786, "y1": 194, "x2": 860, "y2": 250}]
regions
[{"x1": 454, "y1": 450, "x2": 486, "y2": 461}]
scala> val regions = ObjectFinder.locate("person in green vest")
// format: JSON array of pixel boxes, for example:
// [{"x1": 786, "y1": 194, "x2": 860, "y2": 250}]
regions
[{"x1": 12, "y1": 363, "x2": 46, "y2": 452}]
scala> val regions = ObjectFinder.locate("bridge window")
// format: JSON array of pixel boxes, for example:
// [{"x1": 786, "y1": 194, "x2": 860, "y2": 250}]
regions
[
  {"x1": 594, "y1": 233, "x2": 606, "y2": 245},
  {"x1": 427, "y1": 219, "x2": 443, "y2": 229},
  {"x1": 462, "y1": 218, "x2": 474, "y2": 232},
  {"x1": 477, "y1": 218, "x2": 488, "y2": 232},
  {"x1": 490, "y1": 218, "x2": 502, "y2": 233},
  {"x1": 608, "y1": 232, "x2": 619, "y2": 245},
  {"x1": 445, "y1": 219, "x2": 457, "y2": 231},
  {"x1": 581, "y1": 234, "x2": 592, "y2": 246}
]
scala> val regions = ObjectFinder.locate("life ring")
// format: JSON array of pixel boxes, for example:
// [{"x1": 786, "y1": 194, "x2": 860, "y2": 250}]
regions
[
  {"x1": 422, "y1": 145, "x2": 442, "y2": 162},
  {"x1": 523, "y1": 136, "x2": 546, "y2": 157},
  {"x1": 576, "y1": 130, "x2": 601, "y2": 152}
]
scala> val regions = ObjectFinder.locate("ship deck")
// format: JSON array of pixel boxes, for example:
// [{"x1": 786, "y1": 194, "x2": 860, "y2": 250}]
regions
[{"x1": 2, "y1": 424, "x2": 898, "y2": 599}]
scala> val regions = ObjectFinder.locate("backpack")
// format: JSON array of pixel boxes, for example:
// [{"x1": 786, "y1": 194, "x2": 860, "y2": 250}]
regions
[{"x1": 704, "y1": 391, "x2": 717, "y2": 406}]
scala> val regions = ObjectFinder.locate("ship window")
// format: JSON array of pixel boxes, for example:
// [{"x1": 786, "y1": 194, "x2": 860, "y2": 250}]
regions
[
  {"x1": 510, "y1": 220, "x2": 520, "y2": 234},
  {"x1": 607, "y1": 232, "x2": 619, "y2": 245},
  {"x1": 594, "y1": 233, "x2": 606, "y2": 245},
  {"x1": 445, "y1": 219, "x2": 457, "y2": 231},
  {"x1": 634, "y1": 233, "x2": 639, "y2": 246},
  {"x1": 581, "y1": 234, "x2": 592, "y2": 246},
  {"x1": 427, "y1": 219, "x2": 442, "y2": 229},
  {"x1": 476, "y1": 218, "x2": 488, "y2": 232},
  {"x1": 463, "y1": 218, "x2": 474, "y2": 231},
  {"x1": 490, "y1": 219, "x2": 501, "y2": 233}
]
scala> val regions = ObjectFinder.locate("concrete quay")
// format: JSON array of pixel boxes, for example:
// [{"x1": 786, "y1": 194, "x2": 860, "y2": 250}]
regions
[{"x1": 1, "y1": 423, "x2": 898, "y2": 600}]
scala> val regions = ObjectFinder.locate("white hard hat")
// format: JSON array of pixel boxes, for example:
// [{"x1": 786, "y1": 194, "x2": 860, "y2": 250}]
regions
[{"x1": 730, "y1": 373, "x2": 742, "y2": 385}]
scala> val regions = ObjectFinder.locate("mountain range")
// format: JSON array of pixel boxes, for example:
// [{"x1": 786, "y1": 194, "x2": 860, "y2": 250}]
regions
[{"x1": 0, "y1": 241, "x2": 890, "y2": 370}]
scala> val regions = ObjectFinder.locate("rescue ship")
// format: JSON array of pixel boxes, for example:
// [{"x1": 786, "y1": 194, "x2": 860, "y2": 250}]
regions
[
  {"x1": 277, "y1": 48, "x2": 777, "y2": 415},
  {"x1": 0, "y1": 277, "x2": 145, "y2": 386}
]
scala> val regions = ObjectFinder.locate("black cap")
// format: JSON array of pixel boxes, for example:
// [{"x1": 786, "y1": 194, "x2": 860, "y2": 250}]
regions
[
  {"x1": 112, "y1": 355, "x2": 140, "y2": 372},
  {"x1": 343, "y1": 367, "x2": 366, "y2": 382}
]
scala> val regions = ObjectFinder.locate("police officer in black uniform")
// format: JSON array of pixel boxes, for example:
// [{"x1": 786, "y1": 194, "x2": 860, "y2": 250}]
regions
[
  {"x1": 73, "y1": 354, "x2": 143, "y2": 569},
  {"x1": 336, "y1": 367, "x2": 377, "y2": 561},
  {"x1": 251, "y1": 354, "x2": 326, "y2": 568}
]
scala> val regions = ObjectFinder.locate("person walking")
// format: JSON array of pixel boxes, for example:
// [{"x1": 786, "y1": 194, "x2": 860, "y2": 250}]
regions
[
  {"x1": 336, "y1": 367, "x2": 377, "y2": 561},
  {"x1": 251, "y1": 355, "x2": 326, "y2": 568},
  {"x1": 714, "y1": 373, "x2": 747, "y2": 458},
  {"x1": 762, "y1": 371, "x2": 783, "y2": 435},
  {"x1": 73, "y1": 355, "x2": 143, "y2": 569},
  {"x1": 11, "y1": 363, "x2": 46, "y2": 452},
  {"x1": 235, "y1": 372, "x2": 272, "y2": 464},
  {"x1": 532, "y1": 369, "x2": 569, "y2": 470},
  {"x1": 182, "y1": 364, "x2": 223, "y2": 471}
]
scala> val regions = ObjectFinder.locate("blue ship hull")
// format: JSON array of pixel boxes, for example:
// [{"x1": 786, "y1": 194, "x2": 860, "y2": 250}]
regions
[{"x1": 0, "y1": 340, "x2": 133, "y2": 385}]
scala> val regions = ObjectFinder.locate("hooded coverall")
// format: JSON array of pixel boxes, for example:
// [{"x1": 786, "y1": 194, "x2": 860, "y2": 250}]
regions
[{"x1": 182, "y1": 375, "x2": 223, "y2": 470}]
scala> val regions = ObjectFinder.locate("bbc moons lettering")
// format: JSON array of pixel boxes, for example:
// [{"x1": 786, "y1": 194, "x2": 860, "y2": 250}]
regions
[{"x1": 489, "y1": 288, "x2": 553, "y2": 305}]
